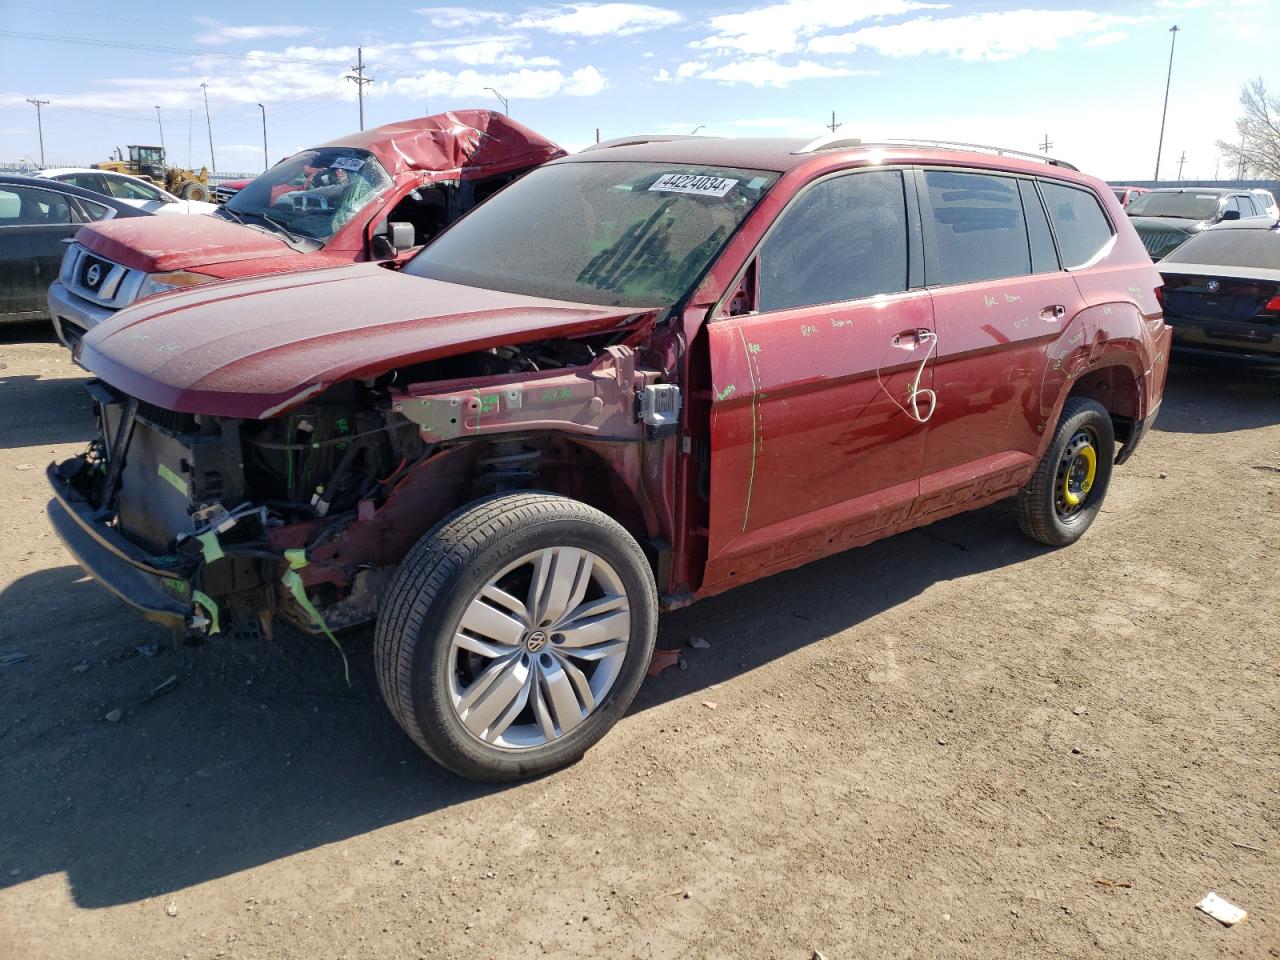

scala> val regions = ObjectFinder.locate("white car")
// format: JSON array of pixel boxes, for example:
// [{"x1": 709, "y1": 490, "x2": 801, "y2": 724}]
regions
[{"x1": 34, "y1": 168, "x2": 218, "y2": 215}]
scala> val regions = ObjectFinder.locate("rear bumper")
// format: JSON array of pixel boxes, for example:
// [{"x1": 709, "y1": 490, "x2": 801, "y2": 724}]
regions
[
  {"x1": 46, "y1": 461, "x2": 198, "y2": 628},
  {"x1": 47, "y1": 281, "x2": 117, "y2": 349},
  {"x1": 1166, "y1": 316, "x2": 1279, "y2": 367}
]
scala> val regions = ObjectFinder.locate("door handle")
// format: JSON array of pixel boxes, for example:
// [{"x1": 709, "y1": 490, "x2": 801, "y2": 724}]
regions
[
  {"x1": 1041, "y1": 304, "x2": 1066, "y2": 321},
  {"x1": 892, "y1": 328, "x2": 933, "y2": 347}
]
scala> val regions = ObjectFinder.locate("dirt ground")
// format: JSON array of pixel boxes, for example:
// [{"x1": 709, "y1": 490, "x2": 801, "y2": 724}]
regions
[{"x1": 0, "y1": 322, "x2": 1276, "y2": 960}]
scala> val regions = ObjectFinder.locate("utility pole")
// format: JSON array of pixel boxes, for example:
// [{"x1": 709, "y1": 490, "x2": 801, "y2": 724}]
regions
[
  {"x1": 26, "y1": 98, "x2": 48, "y2": 166},
  {"x1": 1039, "y1": 133, "x2": 1053, "y2": 154},
  {"x1": 1176, "y1": 150, "x2": 1187, "y2": 179},
  {"x1": 826, "y1": 110, "x2": 841, "y2": 133},
  {"x1": 595, "y1": 128, "x2": 600, "y2": 143},
  {"x1": 1153, "y1": 24, "x2": 1179, "y2": 180},
  {"x1": 485, "y1": 87, "x2": 509, "y2": 116},
  {"x1": 258, "y1": 103, "x2": 268, "y2": 173},
  {"x1": 200, "y1": 82, "x2": 216, "y2": 173},
  {"x1": 345, "y1": 47, "x2": 374, "y2": 130},
  {"x1": 155, "y1": 105, "x2": 164, "y2": 151}
]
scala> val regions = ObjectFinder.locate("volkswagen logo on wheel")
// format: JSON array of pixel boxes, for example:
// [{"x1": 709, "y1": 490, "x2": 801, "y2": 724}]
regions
[
  {"x1": 525, "y1": 630, "x2": 548, "y2": 653},
  {"x1": 85, "y1": 263, "x2": 102, "y2": 288},
  {"x1": 1206, "y1": 279, "x2": 1220, "y2": 293}
]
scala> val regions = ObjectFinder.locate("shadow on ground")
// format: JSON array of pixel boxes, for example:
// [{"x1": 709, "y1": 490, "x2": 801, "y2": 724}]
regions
[
  {"x1": 1, "y1": 350, "x2": 1275, "y2": 909},
  {"x1": 1156, "y1": 362, "x2": 1280, "y2": 434},
  {"x1": 0, "y1": 504, "x2": 1040, "y2": 909}
]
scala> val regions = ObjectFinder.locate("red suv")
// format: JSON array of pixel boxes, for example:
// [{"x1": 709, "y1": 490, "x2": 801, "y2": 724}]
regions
[{"x1": 48, "y1": 135, "x2": 1169, "y2": 781}]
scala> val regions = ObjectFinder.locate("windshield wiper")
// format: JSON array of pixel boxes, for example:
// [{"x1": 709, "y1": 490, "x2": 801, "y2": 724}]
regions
[
  {"x1": 218, "y1": 206, "x2": 245, "y2": 224},
  {"x1": 250, "y1": 210, "x2": 307, "y2": 245}
]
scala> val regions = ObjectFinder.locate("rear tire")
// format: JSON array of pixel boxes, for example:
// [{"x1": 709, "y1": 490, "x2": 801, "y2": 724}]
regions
[
  {"x1": 1016, "y1": 397, "x2": 1115, "y2": 546},
  {"x1": 374, "y1": 492, "x2": 658, "y2": 782}
]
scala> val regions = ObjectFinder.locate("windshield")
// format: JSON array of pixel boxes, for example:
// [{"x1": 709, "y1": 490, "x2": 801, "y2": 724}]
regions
[
  {"x1": 1127, "y1": 192, "x2": 1221, "y2": 219},
  {"x1": 404, "y1": 161, "x2": 779, "y2": 308},
  {"x1": 224, "y1": 147, "x2": 393, "y2": 242},
  {"x1": 1112, "y1": 188, "x2": 1126, "y2": 202},
  {"x1": 1163, "y1": 227, "x2": 1280, "y2": 269}
]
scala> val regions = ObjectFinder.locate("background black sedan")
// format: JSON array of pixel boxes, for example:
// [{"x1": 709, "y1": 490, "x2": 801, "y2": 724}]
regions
[
  {"x1": 1128, "y1": 187, "x2": 1271, "y2": 261},
  {"x1": 1158, "y1": 218, "x2": 1280, "y2": 368},
  {"x1": 0, "y1": 174, "x2": 149, "y2": 326}
]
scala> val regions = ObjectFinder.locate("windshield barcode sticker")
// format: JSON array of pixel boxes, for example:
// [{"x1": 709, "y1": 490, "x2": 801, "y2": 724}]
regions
[
  {"x1": 649, "y1": 173, "x2": 738, "y2": 198},
  {"x1": 331, "y1": 156, "x2": 366, "y2": 172}
]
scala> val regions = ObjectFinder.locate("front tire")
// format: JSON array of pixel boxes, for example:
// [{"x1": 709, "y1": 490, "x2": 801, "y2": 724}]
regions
[
  {"x1": 1016, "y1": 397, "x2": 1115, "y2": 546},
  {"x1": 374, "y1": 492, "x2": 658, "y2": 782},
  {"x1": 180, "y1": 183, "x2": 209, "y2": 202}
]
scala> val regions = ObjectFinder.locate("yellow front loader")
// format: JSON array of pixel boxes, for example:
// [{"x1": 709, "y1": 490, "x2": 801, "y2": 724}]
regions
[{"x1": 95, "y1": 145, "x2": 211, "y2": 202}]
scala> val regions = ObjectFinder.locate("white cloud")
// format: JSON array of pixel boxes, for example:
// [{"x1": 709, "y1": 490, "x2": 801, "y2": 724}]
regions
[
  {"x1": 414, "y1": 6, "x2": 509, "y2": 29},
  {"x1": 693, "y1": 0, "x2": 948, "y2": 56},
  {"x1": 700, "y1": 57, "x2": 873, "y2": 87},
  {"x1": 676, "y1": 60, "x2": 708, "y2": 78},
  {"x1": 565, "y1": 65, "x2": 608, "y2": 95},
  {"x1": 193, "y1": 19, "x2": 313, "y2": 46},
  {"x1": 392, "y1": 65, "x2": 608, "y2": 101},
  {"x1": 808, "y1": 10, "x2": 1148, "y2": 62},
  {"x1": 515, "y1": 3, "x2": 682, "y2": 36},
  {"x1": 412, "y1": 37, "x2": 561, "y2": 67},
  {"x1": 1083, "y1": 31, "x2": 1129, "y2": 47}
]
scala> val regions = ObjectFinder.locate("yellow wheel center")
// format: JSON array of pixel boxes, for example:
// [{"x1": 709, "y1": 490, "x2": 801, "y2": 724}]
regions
[{"x1": 1061, "y1": 444, "x2": 1097, "y2": 508}]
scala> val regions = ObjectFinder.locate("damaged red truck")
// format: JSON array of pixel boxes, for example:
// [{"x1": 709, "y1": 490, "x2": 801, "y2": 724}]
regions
[
  {"x1": 48, "y1": 135, "x2": 1170, "y2": 781},
  {"x1": 47, "y1": 110, "x2": 563, "y2": 348}
]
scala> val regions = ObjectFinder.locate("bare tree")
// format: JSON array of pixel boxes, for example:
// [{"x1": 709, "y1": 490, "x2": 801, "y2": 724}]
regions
[{"x1": 1215, "y1": 78, "x2": 1280, "y2": 178}]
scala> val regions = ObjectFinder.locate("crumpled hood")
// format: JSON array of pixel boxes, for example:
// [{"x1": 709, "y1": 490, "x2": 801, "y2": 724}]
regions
[
  {"x1": 78, "y1": 263, "x2": 649, "y2": 419},
  {"x1": 76, "y1": 214, "x2": 295, "y2": 273}
]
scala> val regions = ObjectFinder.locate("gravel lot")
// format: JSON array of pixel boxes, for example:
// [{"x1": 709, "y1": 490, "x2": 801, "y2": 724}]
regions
[{"x1": 1, "y1": 323, "x2": 1276, "y2": 960}]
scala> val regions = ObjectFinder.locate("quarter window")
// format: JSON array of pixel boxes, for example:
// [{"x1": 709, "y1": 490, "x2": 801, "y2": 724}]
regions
[
  {"x1": 924, "y1": 170, "x2": 1029, "y2": 285},
  {"x1": 757, "y1": 170, "x2": 908, "y2": 312},
  {"x1": 1039, "y1": 182, "x2": 1115, "y2": 269}
]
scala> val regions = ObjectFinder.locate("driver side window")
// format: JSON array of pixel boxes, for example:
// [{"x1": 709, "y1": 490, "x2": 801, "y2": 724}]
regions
[
  {"x1": 757, "y1": 170, "x2": 909, "y2": 313},
  {"x1": 106, "y1": 176, "x2": 163, "y2": 202}
]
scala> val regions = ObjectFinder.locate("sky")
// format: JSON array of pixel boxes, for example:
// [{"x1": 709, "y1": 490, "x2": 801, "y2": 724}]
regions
[{"x1": 0, "y1": 0, "x2": 1272, "y2": 181}]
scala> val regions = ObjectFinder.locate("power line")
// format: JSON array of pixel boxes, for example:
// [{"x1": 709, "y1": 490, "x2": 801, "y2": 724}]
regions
[{"x1": 0, "y1": 29, "x2": 347, "y2": 66}]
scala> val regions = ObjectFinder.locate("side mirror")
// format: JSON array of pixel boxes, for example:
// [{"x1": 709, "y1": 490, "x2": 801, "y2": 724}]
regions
[
  {"x1": 1221, "y1": 209, "x2": 1241, "y2": 221},
  {"x1": 370, "y1": 221, "x2": 416, "y2": 259}
]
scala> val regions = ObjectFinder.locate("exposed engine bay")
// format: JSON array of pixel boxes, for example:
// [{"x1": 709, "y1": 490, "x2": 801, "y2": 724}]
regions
[{"x1": 53, "y1": 333, "x2": 680, "y2": 638}]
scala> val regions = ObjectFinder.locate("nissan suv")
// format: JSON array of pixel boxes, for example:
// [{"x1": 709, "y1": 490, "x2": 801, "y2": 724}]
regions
[{"x1": 48, "y1": 135, "x2": 1169, "y2": 781}]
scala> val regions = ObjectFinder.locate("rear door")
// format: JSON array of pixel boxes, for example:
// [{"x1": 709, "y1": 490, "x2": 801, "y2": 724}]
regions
[
  {"x1": 914, "y1": 168, "x2": 1089, "y2": 515},
  {"x1": 704, "y1": 166, "x2": 934, "y2": 586},
  {"x1": 0, "y1": 184, "x2": 80, "y2": 320}
]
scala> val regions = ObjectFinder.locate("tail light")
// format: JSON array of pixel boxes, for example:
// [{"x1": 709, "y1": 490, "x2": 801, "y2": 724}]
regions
[
  {"x1": 1154, "y1": 286, "x2": 1164, "y2": 308},
  {"x1": 1263, "y1": 295, "x2": 1280, "y2": 314}
]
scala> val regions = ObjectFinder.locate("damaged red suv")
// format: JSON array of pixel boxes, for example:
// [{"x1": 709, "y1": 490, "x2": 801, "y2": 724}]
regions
[{"x1": 48, "y1": 134, "x2": 1169, "y2": 781}]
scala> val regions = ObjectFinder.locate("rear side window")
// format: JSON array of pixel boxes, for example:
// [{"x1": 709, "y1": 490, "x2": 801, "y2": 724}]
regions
[
  {"x1": 1039, "y1": 182, "x2": 1114, "y2": 269},
  {"x1": 1237, "y1": 196, "x2": 1257, "y2": 216},
  {"x1": 0, "y1": 186, "x2": 72, "y2": 225},
  {"x1": 106, "y1": 176, "x2": 163, "y2": 201},
  {"x1": 60, "y1": 173, "x2": 107, "y2": 194},
  {"x1": 758, "y1": 170, "x2": 908, "y2": 312},
  {"x1": 924, "y1": 170, "x2": 1029, "y2": 285}
]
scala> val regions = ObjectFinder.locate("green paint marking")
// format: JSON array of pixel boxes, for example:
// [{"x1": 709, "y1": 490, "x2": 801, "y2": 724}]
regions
[
  {"x1": 160, "y1": 576, "x2": 190, "y2": 599},
  {"x1": 478, "y1": 393, "x2": 500, "y2": 415},
  {"x1": 157, "y1": 462, "x2": 188, "y2": 496},
  {"x1": 716, "y1": 384, "x2": 736, "y2": 401},
  {"x1": 737, "y1": 326, "x2": 760, "y2": 533},
  {"x1": 541, "y1": 387, "x2": 573, "y2": 402}
]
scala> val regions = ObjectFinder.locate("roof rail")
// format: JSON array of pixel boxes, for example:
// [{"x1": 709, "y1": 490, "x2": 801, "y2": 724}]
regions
[
  {"x1": 793, "y1": 134, "x2": 1079, "y2": 171},
  {"x1": 579, "y1": 134, "x2": 718, "y2": 153}
]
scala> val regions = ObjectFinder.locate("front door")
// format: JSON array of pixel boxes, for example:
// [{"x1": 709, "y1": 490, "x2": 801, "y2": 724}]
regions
[{"x1": 703, "y1": 167, "x2": 935, "y2": 590}]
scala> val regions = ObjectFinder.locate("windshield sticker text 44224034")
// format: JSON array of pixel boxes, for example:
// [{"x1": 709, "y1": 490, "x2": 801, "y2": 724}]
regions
[{"x1": 648, "y1": 173, "x2": 739, "y2": 198}]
